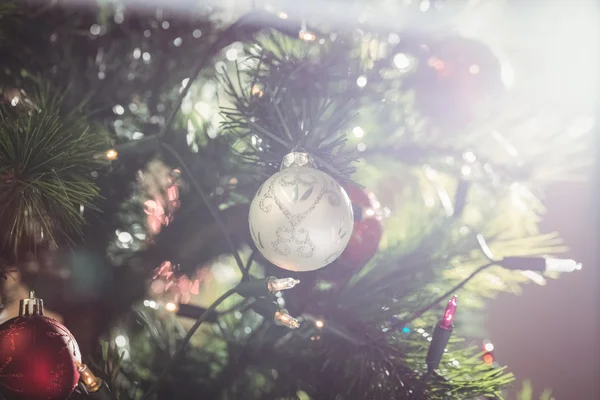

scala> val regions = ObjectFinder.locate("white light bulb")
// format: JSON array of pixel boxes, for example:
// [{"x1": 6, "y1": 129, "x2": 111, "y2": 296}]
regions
[
  {"x1": 393, "y1": 53, "x2": 411, "y2": 70},
  {"x1": 90, "y1": 24, "x2": 101, "y2": 35},
  {"x1": 299, "y1": 30, "x2": 316, "y2": 41},
  {"x1": 274, "y1": 310, "x2": 300, "y2": 329},
  {"x1": 545, "y1": 258, "x2": 582, "y2": 272},
  {"x1": 113, "y1": 105, "x2": 125, "y2": 115},
  {"x1": 352, "y1": 126, "x2": 365, "y2": 138},
  {"x1": 225, "y1": 48, "x2": 238, "y2": 61},
  {"x1": 115, "y1": 335, "x2": 127, "y2": 347},
  {"x1": 118, "y1": 231, "x2": 133, "y2": 243},
  {"x1": 267, "y1": 277, "x2": 300, "y2": 293}
]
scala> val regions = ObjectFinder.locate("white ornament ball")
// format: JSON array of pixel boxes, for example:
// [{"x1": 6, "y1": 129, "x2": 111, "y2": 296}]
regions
[{"x1": 249, "y1": 166, "x2": 354, "y2": 272}]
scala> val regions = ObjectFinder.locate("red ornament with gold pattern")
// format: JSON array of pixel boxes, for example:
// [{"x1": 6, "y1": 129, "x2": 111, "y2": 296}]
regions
[{"x1": 0, "y1": 291, "x2": 81, "y2": 400}]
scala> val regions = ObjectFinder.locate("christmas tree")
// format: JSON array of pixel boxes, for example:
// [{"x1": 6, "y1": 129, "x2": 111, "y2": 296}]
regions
[{"x1": 0, "y1": 1, "x2": 595, "y2": 399}]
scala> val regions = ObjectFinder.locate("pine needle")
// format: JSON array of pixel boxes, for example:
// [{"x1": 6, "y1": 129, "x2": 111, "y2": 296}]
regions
[{"x1": 0, "y1": 84, "x2": 107, "y2": 260}]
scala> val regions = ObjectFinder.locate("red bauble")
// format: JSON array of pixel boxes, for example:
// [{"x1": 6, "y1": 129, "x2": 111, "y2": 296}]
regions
[
  {"x1": 321, "y1": 185, "x2": 383, "y2": 282},
  {"x1": 344, "y1": 184, "x2": 372, "y2": 209},
  {"x1": 339, "y1": 185, "x2": 383, "y2": 267},
  {"x1": 339, "y1": 217, "x2": 383, "y2": 268},
  {"x1": 0, "y1": 294, "x2": 81, "y2": 400}
]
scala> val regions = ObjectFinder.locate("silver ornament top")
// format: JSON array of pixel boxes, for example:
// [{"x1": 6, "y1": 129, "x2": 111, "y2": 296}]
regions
[
  {"x1": 280, "y1": 152, "x2": 317, "y2": 171},
  {"x1": 19, "y1": 290, "x2": 44, "y2": 316}
]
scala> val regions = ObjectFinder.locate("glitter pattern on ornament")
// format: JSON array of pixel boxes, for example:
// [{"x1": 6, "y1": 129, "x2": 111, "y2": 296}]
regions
[
  {"x1": 248, "y1": 153, "x2": 354, "y2": 272},
  {"x1": 0, "y1": 292, "x2": 81, "y2": 400}
]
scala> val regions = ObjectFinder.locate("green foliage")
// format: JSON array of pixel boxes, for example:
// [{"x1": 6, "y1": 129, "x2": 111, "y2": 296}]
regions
[
  {"x1": 221, "y1": 33, "x2": 361, "y2": 183},
  {"x1": 0, "y1": 1, "x2": 17, "y2": 29},
  {"x1": 517, "y1": 380, "x2": 553, "y2": 400},
  {"x1": 0, "y1": 83, "x2": 107, "y2": 260},
  {"x1": 0, "y1": 2, "x2": 589, "y2": 400}
]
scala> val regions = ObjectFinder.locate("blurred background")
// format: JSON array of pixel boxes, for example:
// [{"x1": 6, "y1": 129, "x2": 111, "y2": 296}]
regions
[
  {"x1": 485, "y1": 2, "x2": 600, "y2": 397},
  {"x1": 489, "y1": 180, "x2": 600, "y2": 399}
]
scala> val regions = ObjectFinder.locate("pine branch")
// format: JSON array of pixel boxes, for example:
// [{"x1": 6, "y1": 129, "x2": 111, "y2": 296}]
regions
[
  {"x1": 221, "y1": 33, "x2": 361, "y2": 183},
  {"x1": 0, "y1": 84, "x2": 108, "y2": 261}
]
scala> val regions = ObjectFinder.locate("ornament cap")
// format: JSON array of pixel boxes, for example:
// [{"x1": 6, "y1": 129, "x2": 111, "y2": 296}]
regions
[
  {"x1": 280, "y1": 152, "x2": 317, "y2": 171},
  {"x1": 19, "y1": 290, "x2": 44, "y2": 316}
]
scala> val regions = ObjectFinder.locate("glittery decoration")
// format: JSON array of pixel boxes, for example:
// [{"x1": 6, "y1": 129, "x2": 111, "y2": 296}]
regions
[
  {"x1": 0, "y1": 357, "x2": 24, "y2": 392},
  {"x1": 259, "y1": 169, "x2": 340, "y2": 260},
  {"x1": 0, "y1": 315, "x2": 81, "y2": 400},
  {"x1": 249, "y1": 159, "x2": 354, "y2": 272},
  {"x1": 4, "y1": 320, "x2": 27, "y2": 352},
  {"x1": 46, "y1": 319, "x2": 79, "y2": 357}
]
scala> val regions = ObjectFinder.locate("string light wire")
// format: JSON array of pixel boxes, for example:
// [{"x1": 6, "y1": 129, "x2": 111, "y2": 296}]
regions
[
  {"x1": 369, "y1": 262, "x2": 494, "y2": 345},
  {"x1": 140, "y1": 287, "x2": 238, "y2": 400},
  {"x1": 160, "y1": 141, "x2": 246, "y2": 274}
]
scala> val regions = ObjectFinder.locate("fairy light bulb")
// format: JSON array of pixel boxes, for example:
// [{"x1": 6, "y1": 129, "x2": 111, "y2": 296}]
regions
[
  {"x1": 274, "y1": 309, "x2": 300, "y2": 329},
  {"x1": 251, "y1": 85, "x2": 264, "y2": 97},
  {"x1": 501, "y1": 256, "x2": 582, "y2": 273},
  {"x1": 165, "y1": 302, "x2": 179, "y2": 312},
  {"x1": 545, "y1": 258, "x2": 582, "y2": 272},
  {"x1": 440, "y1": 295, "x2": 457, "y2": 330},
  {"x1": 483, "y1": 353, "x2": 494, "y2": 365},
  {"x1": 298, "y1": 19, "x2": 316, "y2": 42},
  {"x1": 299, "y1": 30, "x2": 316, "y2": 41},
  {"x1": 267, "y1": 277, "x2": 300, "y2": 294},
  {"x1": 76, "y1": 362, "x2": 102, "y2": 393},
  {"x1": 105, "y1": 149, "x2": 118, "y2": 160},
  {"x1": 426, "y1": 295, "x2": 458, "y2": 372}
]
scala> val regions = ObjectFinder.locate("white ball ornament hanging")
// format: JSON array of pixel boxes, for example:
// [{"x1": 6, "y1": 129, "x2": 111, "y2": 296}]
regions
[{"x1": 249, "y1": 152, "x2": 354, "y2": 272}]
